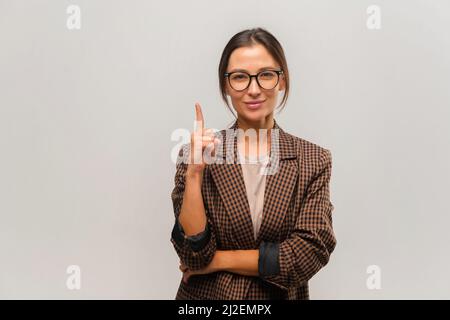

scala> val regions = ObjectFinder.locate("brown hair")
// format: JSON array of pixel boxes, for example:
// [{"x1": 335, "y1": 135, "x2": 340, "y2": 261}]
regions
[{"x1": 218, "y1": 27, "x2": 290, "y2": 117}]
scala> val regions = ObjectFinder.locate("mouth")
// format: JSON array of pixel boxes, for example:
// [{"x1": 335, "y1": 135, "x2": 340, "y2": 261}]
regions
[{"x1": 244, "y1": 100, "x2": 266, "y2": 110}]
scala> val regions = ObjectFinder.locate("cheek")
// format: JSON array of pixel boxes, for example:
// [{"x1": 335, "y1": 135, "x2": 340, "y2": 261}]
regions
[{"x1": 229, "y1": 92, "x2": 245, "y2": 104}]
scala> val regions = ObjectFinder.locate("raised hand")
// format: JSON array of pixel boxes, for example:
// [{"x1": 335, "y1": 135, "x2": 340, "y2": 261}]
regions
[{"x1": 186, "y1": 102, "x2": 221, "y2": 178}]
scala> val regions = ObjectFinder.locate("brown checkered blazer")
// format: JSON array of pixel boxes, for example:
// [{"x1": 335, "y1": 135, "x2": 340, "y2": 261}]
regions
[{"x1": 170, "y1": 118, "x2": 336, "y2": 300}]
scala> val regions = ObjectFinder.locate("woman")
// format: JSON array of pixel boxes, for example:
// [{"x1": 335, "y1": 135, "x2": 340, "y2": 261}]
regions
[{"x1": 170, "y1": 27, "x2": 336, "y2": 300}]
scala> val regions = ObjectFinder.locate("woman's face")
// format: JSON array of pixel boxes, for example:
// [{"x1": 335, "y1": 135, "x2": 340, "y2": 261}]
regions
[{"x1": 225, "y1": 44, "x2": 285, "y2": 126}]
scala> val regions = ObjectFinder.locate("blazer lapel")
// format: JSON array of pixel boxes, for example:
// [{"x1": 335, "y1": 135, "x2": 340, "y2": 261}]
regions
[
  {"x1": 256, "y1": 122, "x2": 298, "y2": 246},
  {"x1": 209, "y1": 120, "x2": 254, "y2": 249},
  {"x1": 210, "y1": 119, "x2": 298, "y2": 249}
]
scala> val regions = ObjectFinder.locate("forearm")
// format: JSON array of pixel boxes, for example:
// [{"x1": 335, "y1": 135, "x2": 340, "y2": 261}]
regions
[
  {"x1": 216, "y1": 250, "x2": 259, "y2": 277},
  {"x1": 178, "y1": 172, "x2": 207, "y2": 236}
]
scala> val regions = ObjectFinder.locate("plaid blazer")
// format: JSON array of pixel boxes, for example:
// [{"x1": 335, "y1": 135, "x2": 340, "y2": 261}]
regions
[{"x1": 170, "y1": 118, "x2": 336, "y2": 300}]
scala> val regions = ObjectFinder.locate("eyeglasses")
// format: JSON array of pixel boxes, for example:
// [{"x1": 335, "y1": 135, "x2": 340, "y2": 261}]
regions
[{"x1": 224, "y1": 69, "x2": 284, "y2": 91}]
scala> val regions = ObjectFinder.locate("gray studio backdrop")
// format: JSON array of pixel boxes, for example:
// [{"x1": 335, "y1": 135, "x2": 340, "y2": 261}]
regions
[{"x1": 1, "y1": 0, "x2": 449, "y2": 299}]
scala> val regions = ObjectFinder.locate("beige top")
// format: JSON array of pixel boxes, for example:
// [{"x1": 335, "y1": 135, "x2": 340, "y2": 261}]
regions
[{"x1": 237, "y1": 145, "x2": 270, "y2": 241}]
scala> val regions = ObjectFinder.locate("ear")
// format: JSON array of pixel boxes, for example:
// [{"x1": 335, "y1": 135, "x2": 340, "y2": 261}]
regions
[
  {"x1": 278, "y1": 76, "x2": 286, "y2": 91},
  {"x1": 225, "y1": 84, "x2": 231, "y2": 96}
]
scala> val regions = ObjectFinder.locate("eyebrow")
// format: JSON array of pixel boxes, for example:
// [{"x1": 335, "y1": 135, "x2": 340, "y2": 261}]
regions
[{"x1": 228, "y1": 66, "x2": 278, "y2": 73}]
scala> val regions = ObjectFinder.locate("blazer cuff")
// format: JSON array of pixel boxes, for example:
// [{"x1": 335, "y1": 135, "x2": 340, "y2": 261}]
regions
[
  {"x1": 171, "y1": 217, "x2": 211, "y2": 252},
  {"x1": 258, "y1": 241, "x2": 280, "y2": 277}
]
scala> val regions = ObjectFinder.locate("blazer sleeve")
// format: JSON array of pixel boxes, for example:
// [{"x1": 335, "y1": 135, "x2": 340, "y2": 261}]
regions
[
  {"x1": 169, "y1": 146, "x2": 217, "y2": 271},
  {"x1": 258, "y1": 148, "x2": 337, "y2": 290}
]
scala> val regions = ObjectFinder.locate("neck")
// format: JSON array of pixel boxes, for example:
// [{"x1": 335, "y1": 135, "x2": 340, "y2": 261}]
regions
[
  {"x1": 235, "y1": 115, "x2": 274, "y2": 158},
  {"x1": 236, "y1": 115, "x2": 274, "y2": 132}
]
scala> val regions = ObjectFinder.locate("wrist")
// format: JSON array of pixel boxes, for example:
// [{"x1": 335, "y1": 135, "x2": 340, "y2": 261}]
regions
[
  {"x1": 213, "y1": 250, "x2": 231, "y2": 272},
  {"x1": 186, "y1": 167, "x2": 204, "y2": 182}
]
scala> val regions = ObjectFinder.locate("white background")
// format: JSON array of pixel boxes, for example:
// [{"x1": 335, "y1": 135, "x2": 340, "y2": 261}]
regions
[{"x1": 1, "y1": 0, "x2": 449, "y2": 299}]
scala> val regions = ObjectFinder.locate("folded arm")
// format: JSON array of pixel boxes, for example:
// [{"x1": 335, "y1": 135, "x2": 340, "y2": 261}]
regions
[{"x1": 187, "y1": 149, "x2": 336, "y2": 290}]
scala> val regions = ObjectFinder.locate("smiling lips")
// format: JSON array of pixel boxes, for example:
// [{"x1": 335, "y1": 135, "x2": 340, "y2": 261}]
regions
[{"x1": 244, "y1": 100, "x2": 265, "y2": 110}]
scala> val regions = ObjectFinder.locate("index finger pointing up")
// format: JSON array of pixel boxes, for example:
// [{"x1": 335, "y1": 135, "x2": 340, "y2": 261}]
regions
[{"x1": 195, "y1": 102, "x2": 204, "y2": 134}]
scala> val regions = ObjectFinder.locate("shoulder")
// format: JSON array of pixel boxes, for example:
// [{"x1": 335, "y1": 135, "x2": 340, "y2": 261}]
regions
[{"x1": 284, "y1": 131, "x2": 332, "y2": 170}]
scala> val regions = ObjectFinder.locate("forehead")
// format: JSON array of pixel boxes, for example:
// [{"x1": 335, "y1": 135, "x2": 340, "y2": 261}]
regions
[{"x1": 227, "y1": 44, "x2": 278, "y2": 72}]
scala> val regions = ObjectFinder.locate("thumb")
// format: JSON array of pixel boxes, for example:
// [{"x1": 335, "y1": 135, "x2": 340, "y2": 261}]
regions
[{"x1": 183, "y1": 271, "x2": 190, "y2": 284}]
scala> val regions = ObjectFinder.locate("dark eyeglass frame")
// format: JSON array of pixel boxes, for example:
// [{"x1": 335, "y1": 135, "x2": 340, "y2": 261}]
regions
[{"x1": 224, "y1": 69, "x2": 284, "y2": 91}]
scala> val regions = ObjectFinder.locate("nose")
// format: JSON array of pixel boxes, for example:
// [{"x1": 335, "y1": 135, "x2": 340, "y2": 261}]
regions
[{"x1": 247, "y1": 76, "x2": 261, "y2": 95}]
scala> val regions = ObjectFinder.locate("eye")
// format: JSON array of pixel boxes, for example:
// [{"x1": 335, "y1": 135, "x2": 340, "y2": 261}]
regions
[
  {"x1": 259, "y1": 71, "x2": 276, "y2": 78},
  {"x1": 230, "y1": 73, "x2": 248, "y2": 80}
]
